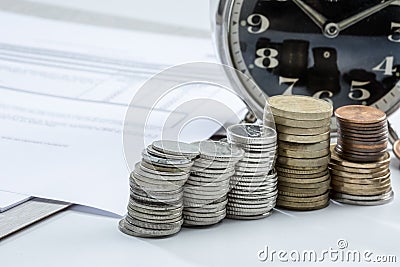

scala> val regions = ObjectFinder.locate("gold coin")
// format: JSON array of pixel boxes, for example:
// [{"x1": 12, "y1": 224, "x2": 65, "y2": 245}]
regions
[
  {"x1": 331, "y1": 184, "x2": 391, "y2": 196},
  {"x1": 277, "y1": 198, "x2": 329, "y2": 211},
  {"x1": 277, "y1": 191, "x2": 329, "y2": 203},
  {"x1": 278, "y1": 131, "x2": 330, "y2": 144},
  {"x1": 279, "y1": 140, "x2": 330, "y2": 151},
  {"x1": 273, "y1": 115, "x2": 331, "y2": 128},
  {"x1": 277, "y1": 155, "x2": 330, "y2": 167},
  {"x1": 278, "y1": 185, "x2": 329, "y2": 196},
  {"x1": 330, "y1": 145, "x2": 390, "y2": 169},
  {"x1": 278, "y1": 147, "x2": 330, "y2": 159},
  {"x1": 276, "y1": 124, "x2": 330, "y2": 136},
  {"x1": 278, "y1": 188, "x2": 329, "y2": 198},
  {"x1": 277, "y1": 169, "x2": 329, "y2": 179},
  {"x1": 278, "y1": 176, "x2": 330, "y2": 189},
  {"x1": 276, "y1": 164, "x2": 328, "y2": 174},
  {"x1": 269, "y1": 95, "x2": 333, "y2": 120}
]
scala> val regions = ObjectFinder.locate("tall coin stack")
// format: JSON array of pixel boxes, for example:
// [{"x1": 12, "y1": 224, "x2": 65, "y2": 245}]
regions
[
  {"x1": 119, "y1": 140, "x2": 199, "y2": 237},
  {"x1": 183, "y1": 140, "x2": 244, "y2": 226},
  {"x1": 268, "y1": 95, "x2": 333, "y2": 211},
  {"x1": 226, "y1": 124, "x2": 278, "y2": 219},
  {"x1": 329, "y1": 105, "x2": 394, "y2": 205}
]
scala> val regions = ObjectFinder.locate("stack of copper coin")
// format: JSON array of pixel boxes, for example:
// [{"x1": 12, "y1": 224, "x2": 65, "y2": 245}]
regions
[
  {"x1": 330, "y1": 105, "x2": 394, "y2": 205},
  {"x1": 335, "y1": 105, "x2": 388, "y2": 162}
]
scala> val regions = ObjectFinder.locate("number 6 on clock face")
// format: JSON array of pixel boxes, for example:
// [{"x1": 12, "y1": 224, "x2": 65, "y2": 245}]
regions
[{"x1": 216, "y1": 0, "x2": 400, "y2": 119}]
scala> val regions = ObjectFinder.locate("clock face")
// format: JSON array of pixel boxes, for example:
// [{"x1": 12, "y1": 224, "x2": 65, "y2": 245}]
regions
[{"x1": 226, "y1": 0, "x2": 400, "y2": 115}]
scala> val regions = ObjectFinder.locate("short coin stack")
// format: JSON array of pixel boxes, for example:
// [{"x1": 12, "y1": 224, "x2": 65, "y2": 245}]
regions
[
  {"x1": 226, "y1": 124, "x2": 278, "y2": 219},
  {"x1": 268, "y1": 95, "x2": 333, "y2": 211},
  {"x1": 119, "y1": 140, "x2": 198, "y2": 237},
  {"x1": 329, "y1": 105, "x2": 394, "y2": 205},
  {"x1": 183, "y1": 140, "x2": 243, "y2": 226}
]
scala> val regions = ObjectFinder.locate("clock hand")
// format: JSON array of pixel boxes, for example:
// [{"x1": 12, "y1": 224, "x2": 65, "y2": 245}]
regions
[
  {"x1": 324, "y1": 0, "x2": 397, "y2": 38},
  {"x1": 292, "y1": 0, "x2": 328, "y2": 30}
]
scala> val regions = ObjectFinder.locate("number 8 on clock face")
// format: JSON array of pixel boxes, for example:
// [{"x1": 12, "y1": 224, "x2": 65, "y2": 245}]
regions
[{"x1": 214, "y1": 0, "x2": 400, "y2": 118}]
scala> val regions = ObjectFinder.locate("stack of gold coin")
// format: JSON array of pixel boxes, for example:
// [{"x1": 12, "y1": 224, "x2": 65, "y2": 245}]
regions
[
  {"x1": 268, "y1": 95, "x2": 333, "y2": 211},
  {"x1": 335, "y1": 105, "x2": 388, "y2": 162},
  {"x1": 330, "y1": 105, "x2": 394, "y2": 205}
]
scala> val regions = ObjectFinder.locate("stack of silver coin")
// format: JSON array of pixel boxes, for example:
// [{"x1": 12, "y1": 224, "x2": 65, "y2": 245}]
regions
[
  {"x1": 119, "y1": 140, "x2": 199, "y2": 237},
  {"x1": 268, "y1": 95, "x2": 333, "y2": 211},
  {"x1": 226, "y1": 124, "x2": 278, "y2": 219},
  {"x1": 183, "y1": 140, "x2": 244, "y2": 226}
]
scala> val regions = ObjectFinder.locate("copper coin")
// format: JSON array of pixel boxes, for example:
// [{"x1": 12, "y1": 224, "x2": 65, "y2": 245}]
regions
[
  {"x1": 331, "y1": 173, "x2": 390, "y2": 185},
  {"x1": 337, "y1": 140, "x2": 388, "y2": 151},
  {"x1": 337, "y1": 120, "x2": 387, "y2": 129},
  {"x1": 330, "y1": 145, "x2": 391, "y2": 168},
  {"x1": 335, "y1": 105, "x2": 386, "y2": 124},
  {"x1": 337, "y1": 126, "x2": 388, "y2": 136},
  {"x1": 328, "y1": 162, "x2": 389, "y2": 174},
  {"x1": 336, "y1": 144, "x2": 387, "y2": 155},
  {"x1": 329, "y1": 168, "x2": 390, "y2": 179},
  {"x1": 394, "y1": 139, "x2": 400, "y2": 160}
]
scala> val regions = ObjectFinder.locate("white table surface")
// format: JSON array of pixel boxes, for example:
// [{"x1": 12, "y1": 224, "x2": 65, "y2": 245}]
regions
[{"x1": 1, "y1": 1, "x2": 400, "y2": 266}]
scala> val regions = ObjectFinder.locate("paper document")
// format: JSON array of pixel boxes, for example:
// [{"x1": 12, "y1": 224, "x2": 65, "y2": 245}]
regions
[
  {"x1": 0, "y1": 12, "x2": 246, "y2": 215},
  {"x1": 0, "y1": 191, "x2": 31, "y2": 212}
]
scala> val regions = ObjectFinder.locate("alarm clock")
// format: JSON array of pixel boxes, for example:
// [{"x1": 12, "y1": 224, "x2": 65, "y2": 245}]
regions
[{"x1": 212, "y1": 0, "x2": 400, "y2": 125}]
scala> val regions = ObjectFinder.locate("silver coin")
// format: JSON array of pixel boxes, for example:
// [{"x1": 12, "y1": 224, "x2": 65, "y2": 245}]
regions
[
  {"x1": 184, "y1": 185, "x2": 229, "y2": 195},
  {"x1": 135, "y1": 163, "x2": 189, "y2": 180},
  {"x1": 232, "y1": 143, "x2": 277, "y2": 153},
  {"x1": 129, "y1": 198, "x2": 182, "y2": 211},
  {"x1": 240, "y1": 155, "x2": 276, "y2": 164},
  {"x1": 184, "y1": 197, "x2": 228, "y2": 208},
  {"x1": 243, "y1": 150, "x2": 277, "y2": 158},
  {"x1": 230, "y1": 182, "x2": 278, "y2": 192},
  {"x1": 125, "y1": 215, "x2": 183, "y2": 230},
  {"x1": 122, "y1": 219, "x2": 181, "y2": 237},
  {"x1": 146, "y1": 145, "x2": 189, "y2": 160},
  {"x1": 194, "y1": 140, "x2": 244, "y2": 161},
  {"x1": 130, "y1": 192, "x2": 182, "y2": 206},
  {"x1": 183, "y1": 214, "x2": 226, "y2": 226},
  {"x1": 128, "y1": 203, "x2": 183, "y2": 216},
  {"x1": 127, "y1": 208, "x2": 182, "y2": 223},
  {"x1": 226, "y1": 206, "x2": 274, "y2": 215},
  {"x1": 227, "y1": 124, "x2": 277, "y2": 145},
  {"x1": 187, "y1": 174, "x2": 230, "y2": 184},
  {"x1": 189, "y1": 169, "x2": 235, "y2": 179},
  {"x1": 142, "y1": 150, "x2": 192, "y2": 166},
  {"x1": 229, "y1": 187, "x2": 277, "y2": 196},
  {"x1": 130, "y1": 186, "x2": 183, "y2": 201},
  {"x1": 229, "y1": 191, "x2": 278, "y2": 200},
  {"x1": 183, "y1": 209, "x2": 226, "y2": 218},
  {"x1": 184, "y1": 204, "x2": 226, "y2": 214},
  {"x1": 192, "y1": 159, "x2": 237, "y2": 169},
  {"x1": 185, "y1": 177, "x2": 230, "y2": 187},
  {"x1": 191, "y1": 167, "x2": 235, "y2": 176},
  {"x1": 141, "y1": 160, "x2": 191, "y2": 173},
  {"x1": 226, "y1": 211, "x2": 272, "y2": 220},
  {"x1": 139, "y1": 162, "x2": 188, "y2": 177},
  {"x1": 230, "y1": 173, "x2": 277, "y2": 183},
  {"x1": 130, "y1": 175, "x2": 185, "y2": 191},
  {"x1": 228, "y1": 195, "x2": 276, "y2": 205},
  {"x1": 152, "y1": 140, "x2": 199, "y2": 158},
  {"x1": 184, "y1": 191, "x2": 228, "y2": 200}
]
